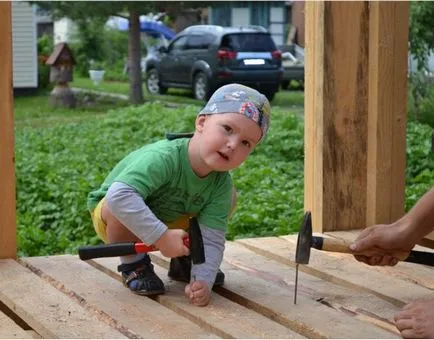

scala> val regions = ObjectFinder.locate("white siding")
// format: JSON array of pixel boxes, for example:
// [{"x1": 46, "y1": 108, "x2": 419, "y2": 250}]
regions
[{"x1": 12, "y1": 2, "x2": 37, "y2": 88}]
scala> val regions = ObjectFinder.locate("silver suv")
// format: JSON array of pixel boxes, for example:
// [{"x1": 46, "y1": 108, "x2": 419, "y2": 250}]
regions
[{"x1": 145, "y1": 25, "x2": 283, "y2": 101}]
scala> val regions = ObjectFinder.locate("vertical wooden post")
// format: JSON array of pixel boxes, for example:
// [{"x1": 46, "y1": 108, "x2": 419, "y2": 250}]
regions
[
  {"x1": 366, "y1": 2, "x2": 409, "y2": 225},
  {"x1": 0, "y1": 2, "x2": 16, "y2": 259},
  {"x1": 305, "y1": 1, "x2": 409, "y2": 232},
  {"x1": 305, "y1": 2, "x2": 370, "y2": 232}
]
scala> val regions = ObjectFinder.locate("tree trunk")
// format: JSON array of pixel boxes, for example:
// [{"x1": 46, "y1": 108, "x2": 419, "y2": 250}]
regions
[{"x1": 128, "y1": 10, "x2": 143, "y2": 104}]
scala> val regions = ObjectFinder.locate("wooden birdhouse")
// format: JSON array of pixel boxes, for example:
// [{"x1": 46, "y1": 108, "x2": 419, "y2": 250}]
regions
[{"x1": 46, "y1": 42, "x2": 75, "y2": 84}]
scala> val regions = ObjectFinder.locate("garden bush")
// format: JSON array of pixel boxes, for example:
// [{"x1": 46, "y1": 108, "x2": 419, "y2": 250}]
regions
[{"x1": 15, "y1": 102, "x2": 434, "y2": 256}]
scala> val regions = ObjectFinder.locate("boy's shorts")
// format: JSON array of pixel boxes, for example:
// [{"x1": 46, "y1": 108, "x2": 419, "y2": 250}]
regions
[
  {"x1": 90, "y1": 189, "x2": 237, "y2": 243},
  {"x1": 90, "y1": 197, "x2": 195, "y2": 243}
]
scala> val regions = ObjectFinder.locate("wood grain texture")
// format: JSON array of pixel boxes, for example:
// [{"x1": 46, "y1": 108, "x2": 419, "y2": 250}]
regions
[
  {"x1": 420, "y1": 231, "x2": 434, "y2": 249},
  {"x1": 238, "y1": 236, "x2": 432, "y2": 306},
  {"x1": 23, "y1": 255, "x2": 216, "y2": 339},
  {"x1": 305, "y1": 2, "x2": 370, "y2": 232},
  {"x1": 91, "y1": 257, "x2": 302, "y2": 339},
  {"x1": 0, "y1": 2, "x2": 16, "y2": 259},
  {"x1": 304, "y1": 1, "x2": 323, "y2": 225},
  {"x1": 0, "y1": 259, "x2": 126, "y2": 338},
  {"x1": 151, "y1": 242, "x2": 399, "y2": 338},
  {"x1": 1, "y1": 234, "x2": 429, "y2": 338},
  {"x1": 325, "y1": 230, "x2": 434, "y2": 290},
  {"x1": 366, "y1": 2, "x2": 409, "y2": 225},
  {"x1": 0, "y1": 310, "x2": 33, "y2": 339}
]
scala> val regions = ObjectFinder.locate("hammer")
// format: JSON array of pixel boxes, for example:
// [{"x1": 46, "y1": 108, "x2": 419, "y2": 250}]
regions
[
  {"x1": 294, "y1": 211, "x2": 434, "y2": 304},
  {"x1": 78, "y1": 216, "x2": 205, "y2": 265}
]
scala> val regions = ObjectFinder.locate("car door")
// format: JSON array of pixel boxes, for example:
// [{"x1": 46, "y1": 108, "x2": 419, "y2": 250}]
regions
[
  {"x1": 177, "y1": 35, "x2": 208, "y2": 85},
  {"x1": 159, "y1": 36, "x2": 188, "y2": 84}
]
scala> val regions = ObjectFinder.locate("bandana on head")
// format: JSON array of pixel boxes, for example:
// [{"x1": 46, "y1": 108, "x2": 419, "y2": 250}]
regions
[{"x1": 198, "y1": 84, "x2": 271, "y2": 138}]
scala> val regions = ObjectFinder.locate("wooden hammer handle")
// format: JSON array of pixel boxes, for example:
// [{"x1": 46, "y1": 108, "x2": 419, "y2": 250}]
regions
[{"x1": 312, "y1": 236, "x2": 410, "y2": 260}]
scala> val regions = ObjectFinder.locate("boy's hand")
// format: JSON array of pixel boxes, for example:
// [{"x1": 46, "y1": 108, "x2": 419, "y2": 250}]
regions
[
  {"x1": 154, "y1": 229, "x2": 189, "y2": 258},
  {"x1": 185, "y1": 280, "x2": 211, "y2": 306}
]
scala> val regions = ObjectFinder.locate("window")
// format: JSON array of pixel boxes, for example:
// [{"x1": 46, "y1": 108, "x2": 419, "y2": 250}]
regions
[
  {"x1": 168, "y1": 36, "x2": 188, "y2": 52},
  {"x1": 186, "y1": 35, "x2": 213, "y2": 50},
  {"x1": 220, "y1": 33, "x2": 276, "y2": 52}
]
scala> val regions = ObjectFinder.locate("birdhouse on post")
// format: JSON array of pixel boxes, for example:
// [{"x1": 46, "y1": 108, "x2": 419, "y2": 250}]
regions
[{"x1": 46, "y1": 42, "x2": 76, "y2": 108}]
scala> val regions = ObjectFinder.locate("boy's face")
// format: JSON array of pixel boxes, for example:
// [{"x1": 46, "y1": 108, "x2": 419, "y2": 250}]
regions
[{"x1": 194, "y1": 113, "x2": 262, "y2": 173}]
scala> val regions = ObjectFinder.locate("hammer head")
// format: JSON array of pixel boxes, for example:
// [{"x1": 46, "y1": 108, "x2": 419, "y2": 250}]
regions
[
  {"x1": 189, "y1": 217, "x2": 206, "y2": 265},
  {"x1": 295, "y1": 211, "x2": 312, "y2": 264}
]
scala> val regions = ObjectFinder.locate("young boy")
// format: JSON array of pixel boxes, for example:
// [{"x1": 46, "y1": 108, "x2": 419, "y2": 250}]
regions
[{"x1": 87, "y1": 83, "x2": 271, "y2": 306}]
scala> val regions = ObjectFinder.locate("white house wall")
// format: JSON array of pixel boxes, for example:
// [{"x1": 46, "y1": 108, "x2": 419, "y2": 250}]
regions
[{"x1": 11, "y1": 1, "x2": 38, "y2": 88}]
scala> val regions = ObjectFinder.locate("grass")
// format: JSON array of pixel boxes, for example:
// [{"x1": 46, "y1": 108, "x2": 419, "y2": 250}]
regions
[
  {"x1": 14, "y1": 90, "x2": 129, "y2": 128},
  {"x1": 71, "y1": 76, "x2": 305, "y2": 111}
]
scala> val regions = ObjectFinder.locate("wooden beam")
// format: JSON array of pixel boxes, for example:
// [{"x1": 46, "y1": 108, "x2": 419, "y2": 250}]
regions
[
  {"x1": 366, "y1": 1, "x2": 409, "y2": 225},
  {"x1": 305, "y1": 2, "x2": 409, "y2": 232},
  {"x1": 305, "y1": 2, "x2": 370, "y2": 232},
  {"x1": 0, "y1": 2, "x2": 16, "y2": 259}
]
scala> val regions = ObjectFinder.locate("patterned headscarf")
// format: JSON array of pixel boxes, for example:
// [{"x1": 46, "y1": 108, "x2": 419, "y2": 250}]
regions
[{"x1": 198, "y1": 84, "x2": 271, "y2": 138}]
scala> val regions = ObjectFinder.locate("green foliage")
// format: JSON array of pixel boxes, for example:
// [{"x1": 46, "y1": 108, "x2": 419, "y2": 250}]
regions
[
  {"x1": 228, "y1": 112, "x2": 305, "y2": 239},
  {"x1": 70, "y1": 19, "x2": 108, "y2": 77},
  {"x1": 409, "y1": 1, "x2": 434, "y2": 72},
  {"x1": 37, "y1": 34, "x2": 54, "y2": 89},
  {"x1": 408, "y1": 2, "x2": 434, "y2": 123},
  {"x1": 405, "y1": 121, "x2": 434, "y2": 210},
  {"x1": 408, "y1": 79, "x2": 434, "y2": 128},
  {"x1": 37, "y1": 34, "x2": 54, "y2": 56},
  {"x1": 15, "y1": 101, "x2": 434, "y2": 256},
  {"x1": 105, "y1": 29, "x2": 129, "y2": 68}
]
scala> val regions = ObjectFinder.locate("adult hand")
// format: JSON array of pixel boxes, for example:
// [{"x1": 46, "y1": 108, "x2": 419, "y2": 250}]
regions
[
  {"x1": 394, "y1": 300, "x2": 434, "y2": 338},
  {"x1": 349, "y1": 222, "x2": 417, "y2": 266},
  {"x1": 154, "y1": 229, "x2": 190, "y2": 258},
  {"x1": 185, "y1": 280, "x2": 211, "y2": 306}
]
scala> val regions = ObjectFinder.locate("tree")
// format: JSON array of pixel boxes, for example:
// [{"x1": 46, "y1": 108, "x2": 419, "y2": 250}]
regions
[
  {"x1": 409, "y1": 1, "x2": 434, "y2": 73},
  {"x1": 408, "y1": 2, "x2": 434, "y2": 120},
  {"x1": 35, "y1": 1, "x2": 158, "y2": 104}
]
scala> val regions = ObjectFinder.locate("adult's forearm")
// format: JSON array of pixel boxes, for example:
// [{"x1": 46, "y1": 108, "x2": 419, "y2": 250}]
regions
[{"x1": 399, "y1": 186, "x2": 434, "y2": 239}]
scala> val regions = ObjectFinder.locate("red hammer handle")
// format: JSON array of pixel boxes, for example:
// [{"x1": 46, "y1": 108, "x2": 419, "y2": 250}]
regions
[{"x1": 78, "y1": 236, "x2": 189, "y2": 261}]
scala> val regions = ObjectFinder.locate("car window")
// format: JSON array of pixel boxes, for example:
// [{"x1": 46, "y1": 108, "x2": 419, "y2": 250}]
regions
[
  {"x1": 186, "y1": 35, "x2": 213, "y2": 50},
  {"x1": 220, "y1": 33, "x2": 276, "y2": 52},
  {"x1": 168, "y1": 36, "x2": 188, "y2": 52}
]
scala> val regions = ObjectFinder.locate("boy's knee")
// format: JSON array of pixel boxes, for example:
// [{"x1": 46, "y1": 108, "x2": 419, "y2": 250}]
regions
[{"x1": 101, "y1": 201, "x2": 128, "y2": 237}]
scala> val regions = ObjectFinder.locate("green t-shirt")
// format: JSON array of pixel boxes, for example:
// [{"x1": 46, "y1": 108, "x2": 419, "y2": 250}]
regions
[{"x1": 87, "y1": 138, "x2": 233, "y2": 231}]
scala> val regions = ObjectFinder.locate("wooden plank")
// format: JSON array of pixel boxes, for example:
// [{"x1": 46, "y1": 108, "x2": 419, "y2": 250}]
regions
[
  {"x1": 91, "y1": 257, "x2": 303, "y2": 339},
  {"x1": 0, "y1": 259, "x2": 126, "y2": 338},
  {"x1": 149, "y1": 243, "x2": 398, "y2": 338},
  {"x1": 420, "y1": 231, "x2": 434, "y2": 249},
  {"x1": 238, "y1": 236, "x2": 433, "y2": 306},
  {"x1": 304, "y1": 2, "x2": 370, "y2": 232},
  {"x1": 303, "y1": 1, "x2": 322, "y2": 221},
  {"x1": 366, "y1": 2, "x2": 409, "y2": 225},
  {"x1": 23, "y1": 255, "x2": 218, "y2": 339},
  {"x1": 0, "y1": 310, "x2": 33, "y2": 339},
  {"x1": 0, "y1": 2, "x2": 16, "y2": 259},
  {"x1": 325, "y1": 230, "x2": 434, "y2": 290}
]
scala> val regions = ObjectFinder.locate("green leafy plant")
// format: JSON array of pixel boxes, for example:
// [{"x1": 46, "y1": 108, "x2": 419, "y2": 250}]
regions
[{"x1": 14, "y1": 101, "x2": 433, "y2": 256}]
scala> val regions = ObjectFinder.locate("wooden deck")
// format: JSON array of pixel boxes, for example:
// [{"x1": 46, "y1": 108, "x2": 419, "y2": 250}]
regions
[{"x1": 1, "y1": 232, "x2": 433, "y2": 339}]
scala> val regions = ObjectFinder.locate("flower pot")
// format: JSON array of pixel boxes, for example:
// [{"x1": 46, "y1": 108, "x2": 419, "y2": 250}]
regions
[{"x1": 89, "y1": 70, "x2": 105, "y2": 85}]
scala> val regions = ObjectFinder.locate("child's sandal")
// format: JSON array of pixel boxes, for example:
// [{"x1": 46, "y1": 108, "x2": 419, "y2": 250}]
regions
[{"x1": 117, "y1": 255, "x2": 165, "y2": 295}]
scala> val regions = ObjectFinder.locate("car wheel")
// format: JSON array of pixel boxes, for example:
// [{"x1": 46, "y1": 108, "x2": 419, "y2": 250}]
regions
[
  {"x1": 281, "y1": 80, "x2": 290, "y2": 90},
  {"x1": 193, "y1": 72, "x2": 210, "y2": 101},
  {"x1": 146, "y1": 68, "x2": 167, "y2": 95}
]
